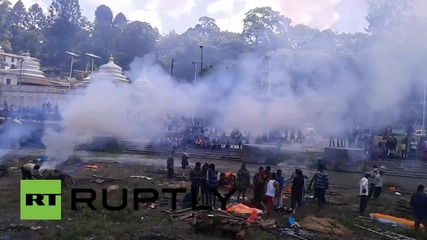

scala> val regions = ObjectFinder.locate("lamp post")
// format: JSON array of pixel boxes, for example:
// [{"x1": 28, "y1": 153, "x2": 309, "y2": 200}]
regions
[
  {"x1": 66, "y1": 51, "x2": 79, "y2": 89},
  {"x1": 423, "y1": 77, "x2": 426, "y2": 131},
  {"x1": 18, "y1": 59, "x2": 23, "y2": 85},
  {"x1": 170, "y1": 58, "x2": 174, "y2": 77},
  {"x1": 268, "y1": 57, "x2": 272, "y2": 97},
  {"x1": 199, "y1": 46, "x2": 203, "y2": 76},
  {"x1": 192, "y1": 61, "x2": 200, "y2": 86},
  {"x1": 191, "y1": 61, "x2": 201, "y2": 123}
]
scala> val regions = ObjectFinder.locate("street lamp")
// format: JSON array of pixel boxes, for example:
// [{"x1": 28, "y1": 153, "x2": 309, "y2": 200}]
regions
[
  {"x1": 268, "y1": 57, "x2": 272, "y2": 97},
  {"x1": 199, "y1": 46, "x2": 203, "y2": 76},
  {"x1": 191, "y1": 61, "x2": 201, "y2": 123},
  {"x1": 192, "y1": 61, "x2": 201, "y2": 86},
  {"x1": 18, "y1": 59, "x2": 23, "y2": 85},
  {"x1": 170, "y1": 58, "x2": 174, "y2": 77},
  {"x1": 423, "y1": 78, "x2": 426, "y2": 131},
  {"x1": 85, "y1": 53, "x2": 101, "y2": 74},
  {"x1": 66, "y1": 51, "x2": 79, "y2": 89}
]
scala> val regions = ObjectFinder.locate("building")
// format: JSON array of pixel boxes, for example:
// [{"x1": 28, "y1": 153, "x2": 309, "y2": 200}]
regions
[
  {"x1": 0, "y1": 51, "x2": 131, "y2": 109},
  {"x1": 86, "y1": 56, "x2": 129, "y2": 84},
  {"x1": 0, "y1": 52, "x2": 54, "y2": 86},
  {"x1": 0, "y1": 46, "x2": 40, "y2": 70},
  {"x1": 132, "y1": 76, "x2": 154, "y2": 89}
]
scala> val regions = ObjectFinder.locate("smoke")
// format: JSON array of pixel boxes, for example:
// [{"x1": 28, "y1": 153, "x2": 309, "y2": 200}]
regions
[
  {"x1": 0, "y1": 119, "x2": 41, "y2": 163},
  {"x1": 38, "y1": 16, "x2": 427, "y2": 168}
]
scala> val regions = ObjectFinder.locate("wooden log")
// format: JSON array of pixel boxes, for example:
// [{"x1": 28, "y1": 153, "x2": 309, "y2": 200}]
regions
[
  {"x1": 179, "y1": 213, "x2": 193, "y2": 221},
  {"x1": 236, "y1": 229, "x2": 246, "y2": 240},
  {"x1": 85, "y1": 174, "x2": 121, "y2": 180}
]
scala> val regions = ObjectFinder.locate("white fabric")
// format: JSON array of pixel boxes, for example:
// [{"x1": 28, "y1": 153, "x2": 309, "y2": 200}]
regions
[
  {"x1": 23, "y1": 163, "x2": 35, "y2": 171},
  {"x1": 265, "y1": 180, "x2": 276, "y2": 197},
  {"x1": 359, "y1": 177, "x2": 369, "y2": 196}
]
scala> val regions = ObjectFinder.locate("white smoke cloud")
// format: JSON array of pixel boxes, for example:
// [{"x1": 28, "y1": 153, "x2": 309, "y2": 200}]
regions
[
  {"x1": 37, "y1": 15, "x2": 427, "y2": 168},
  {"x1": 279, "y1": 0, "x2": 341, "y2": 30}
]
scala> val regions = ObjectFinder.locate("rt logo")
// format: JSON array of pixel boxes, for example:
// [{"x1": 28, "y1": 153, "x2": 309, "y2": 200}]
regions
[{"x1": 20, "y1": 180, "x2": 62, "y2": 220}]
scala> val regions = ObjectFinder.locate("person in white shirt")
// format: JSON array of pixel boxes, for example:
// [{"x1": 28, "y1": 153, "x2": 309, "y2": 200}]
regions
[
  {"x1": 359, "y1": 172, "x2": 370, "y2": 216},
  {"x1": 372, "y1": 170, "x2": 384, "y2": 202},
  {"x1": 264, "y1": 173, "x2": 279, "y2": 220},
  {"x1": 21, "y1": 163, "x2": 41, "y2": 179}
]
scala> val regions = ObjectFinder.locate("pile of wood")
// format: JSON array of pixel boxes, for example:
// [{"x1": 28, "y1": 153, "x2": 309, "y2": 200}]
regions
[{"x1": 166, "y1": 208, "x2": 276, "y2": 239}]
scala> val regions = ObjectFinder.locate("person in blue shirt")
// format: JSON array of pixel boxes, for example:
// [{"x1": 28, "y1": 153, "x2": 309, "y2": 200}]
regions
[
  {"x1": 275, "y1": 169, "x2": 285, "y2": 210},
  {"x1": 314, "y1": 165, "x2": 329, "y2": 211}
]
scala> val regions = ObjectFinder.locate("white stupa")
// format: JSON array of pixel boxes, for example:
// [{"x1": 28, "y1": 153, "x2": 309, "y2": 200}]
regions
[
  {"x1": 132, "y1": 76, "x2": 154, "y2": 89},
  {"x1": 88, "y1": 55, "x2": 129, "y2": 84},
  {"x1": 20, "y1": 53, "x2": 46, "y2": 80},
  {"x1": 0, "y1": 52, "x2": 52, "y2": 85}
]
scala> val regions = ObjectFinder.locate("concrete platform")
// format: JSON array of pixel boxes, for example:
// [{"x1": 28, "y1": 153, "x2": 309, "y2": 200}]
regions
[
  {"x1": 322, "y1": 147, "x2": 368, "y2": 172},
  {"x1": 242, "y1": 144, "x2": 280, "y2": 164}
]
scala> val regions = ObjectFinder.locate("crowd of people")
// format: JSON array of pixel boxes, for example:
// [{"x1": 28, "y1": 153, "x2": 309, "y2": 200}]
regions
[
  {"x1": 2, "y1": 100, "x2": 60, "y2": 121},
  {"x1": 328, "y1": 125, "x2": 427, "y2": 160},
  {"x1": 167, "y1": 150, "x2": 330, "y2": 219},
  {"x1": 156, "y1": 116, "x2": 315, "y2": 151}
]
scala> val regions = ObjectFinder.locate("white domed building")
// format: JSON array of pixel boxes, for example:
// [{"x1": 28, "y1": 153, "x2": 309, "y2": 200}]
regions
[
  {"x1": 0, "y1": 52, "x2": 52, "y2": 86},
  {"x1": 131, "y1": 76, "x2": 154, "y2": 89},
  {"x1": 83, "y1": 56, "x2": 129, "y2": 85}
]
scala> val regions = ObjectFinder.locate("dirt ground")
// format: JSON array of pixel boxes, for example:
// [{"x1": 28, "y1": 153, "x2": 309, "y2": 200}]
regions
[{"x1": 0, "y1": 154, "x2": 426, "y2": 240}]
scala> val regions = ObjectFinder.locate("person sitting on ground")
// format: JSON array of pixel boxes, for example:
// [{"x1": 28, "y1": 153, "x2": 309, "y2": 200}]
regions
[
  {"x1": 291, "y1": 169, "x2": 305, "y2": 214},
  {"x1": 372, "y1": 170, "x2": 384, "y2": 202},
  {"x1": 182, "y1": 192, "x2": 192, "y2": 209},
  {"x1": 21, "y1": 162, "x2": 41, "y2": 180},
  {"x1": 410, "y1": 184, "x2": 427, "y2": 231},
  {"x1": 236, "y1": 163, "x2": 250, "y2": 202}
]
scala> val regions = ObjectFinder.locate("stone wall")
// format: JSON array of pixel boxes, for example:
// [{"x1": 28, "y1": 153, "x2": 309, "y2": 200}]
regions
[{"x1": 0, "y1": 85, "x2": 73, "y2": 108}]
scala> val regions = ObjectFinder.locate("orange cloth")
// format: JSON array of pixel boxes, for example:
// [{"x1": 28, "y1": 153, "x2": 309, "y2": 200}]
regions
[
  {"x1": 371, "y1": 213, "x2": 425, "y2": 229},
  {"x1": 226, "y1": 203, "x2": 261, "y2": 215}
]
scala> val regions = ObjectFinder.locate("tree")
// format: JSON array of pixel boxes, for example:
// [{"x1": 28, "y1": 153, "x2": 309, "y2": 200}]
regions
[
  {"x1": 114, "y1": 21, "x2": 160, "y2": 69},
  {"x1": 288, "y1": 24, "x2": 319, "y2": 49},
  {"x1": 242, "y1": 7, "x2": 291, "y2": 46},
  {"x1": 112, "y1": 12, "x2": 127, "y2": 27},
  {"x1": 0, "y1": 0, "x2": 12, "y2": 49},
  {"x1": 187, "y1": 16, "x2": 220, "y2": 35},
  {"x1": 366, "y1": 0, "x2": 414, "y2": 33},
  {"x1": 43, "y1": 0, "x2": 84, "y2": 68},
  {"x1": 7, "y1": 0, "x2": 28, "y2": 30},
  {"x1": 28, "y1": 3, "x2": 47, "y2": 30},
  {"x1": 48, "y1": 0, "x2": 82, "y2": 26},
  {"x1": 90, "y1": 5, "x2": 116, "y2": 61},
  {"x1": 94, "y1": 4, "x2": 113, "y2": 27}
]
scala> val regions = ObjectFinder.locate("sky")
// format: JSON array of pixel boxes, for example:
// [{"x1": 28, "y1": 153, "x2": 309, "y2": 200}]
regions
[{"x1": 13, "y1": 0, "x2": 371, "y2": 34}]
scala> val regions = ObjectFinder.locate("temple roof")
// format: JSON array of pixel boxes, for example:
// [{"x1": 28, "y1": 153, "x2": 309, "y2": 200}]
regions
[
  {"x1": 132, "y1": 76, "x2": 154, "y2": 89},
  {"x1": 90, "y1": 56, "x2": 129, "y2": 83}
]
